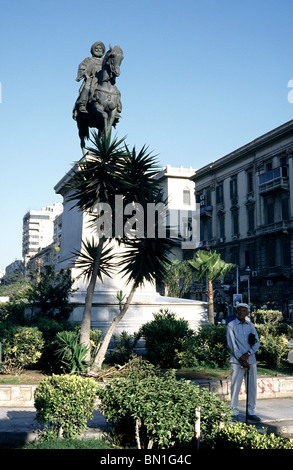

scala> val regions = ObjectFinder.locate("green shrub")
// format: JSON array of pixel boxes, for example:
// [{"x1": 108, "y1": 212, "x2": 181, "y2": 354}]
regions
[
  {"x1": 175, "y1": 325, "x2": 230, "y2": 369},
  {"x1": 214, "y1": 421, "x2": 293, "y2": 449},
  {"x1": 256, "y1": 322, "x2": 293, "y2": 340},
  {"x1": 107, "y1": 331, "x2": 137, "y2": 365},
  {"x1": 137, "y1": 309, "x2": 192, "y2": 368},
  {"x1": 0, "y1": 323, "x2": 44, "y2": 373},
  {"x1": 34, "y1": 374, "x2": 99, "y2": 440},
  {"x1": 26, "y1": 267, "x2": 74, "y2": 321},
  {"x1": 251, "y1": 309, "x2": 282, "y2": 324},
  {"x1": 97, "y1": 358, "x2": 232, "y2": 449},
  {"x1": 175, "y1": 331, "x2": 202, "y2": 368},
  {"x1": 257, "y1": 333, "x2": 288, "y2": 369},
  {"x1": 0, "y1": 302, "x2": 25, "y2": 323}
]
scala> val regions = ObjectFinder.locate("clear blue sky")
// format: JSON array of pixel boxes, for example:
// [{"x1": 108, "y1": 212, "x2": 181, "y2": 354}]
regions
[{"x1": 1, "y1": 0, "x2": 293, "y2": 270}]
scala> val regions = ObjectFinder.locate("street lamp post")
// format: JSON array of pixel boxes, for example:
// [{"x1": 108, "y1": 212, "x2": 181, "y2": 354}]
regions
[{"x1": 245, "y1": 266, "x2": 251, "y2": 313}]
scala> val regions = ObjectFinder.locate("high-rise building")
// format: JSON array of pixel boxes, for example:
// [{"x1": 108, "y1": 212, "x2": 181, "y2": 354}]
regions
[{"x1": 22, "y1": 203, "x2": 63, "y2": 265}]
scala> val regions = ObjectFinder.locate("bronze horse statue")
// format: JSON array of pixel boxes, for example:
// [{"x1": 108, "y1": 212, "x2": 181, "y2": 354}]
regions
[{"x1": 73, "y1": 45, "x2": 124, "y2": 152}]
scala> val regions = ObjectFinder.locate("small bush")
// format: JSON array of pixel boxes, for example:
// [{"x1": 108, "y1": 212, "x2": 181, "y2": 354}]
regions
[
  {"x1": 106, "y1": 331, "x2": 137, "y2": 365},
  {"x1": 137, "y1": 309, "x2": 191, "y2": 368},
  {"x1": 34, "y1": 374, "x2": 99, "y2": 440},
  {"x1": 0, "y1": 323, "x2": 44, "y2": 373},
  {"x1": 214, "y1": 421, "x2": 293, "y2": 449},
  {"x1": 257, "y1": 333, "x2": 288, "y2": 369},
  {"x1": 0, "y1": 302, "x2": 25, "y2": 323},
  {"x1": 251, "y1": 309, "x2": 282, "y2": 324},
  {"x1": 175, "y1": 325, "x2": 230, "y2": 369}
]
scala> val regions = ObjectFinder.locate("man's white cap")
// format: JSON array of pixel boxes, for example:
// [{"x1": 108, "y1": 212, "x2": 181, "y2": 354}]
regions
[{"x1": 236, "y1": 303, "x2": 249, "y2": 309}]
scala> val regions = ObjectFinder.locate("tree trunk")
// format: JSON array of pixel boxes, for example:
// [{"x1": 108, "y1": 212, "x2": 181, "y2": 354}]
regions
[
  {"x1": 93, "y1": 285, "x2": 136, "y2": 370},
  {"x1": 79, "y1": 237, "x2": 104, "y2": 361},
  {"x1": 207, "y1": 278, "x2": 214, "y2": 324}
]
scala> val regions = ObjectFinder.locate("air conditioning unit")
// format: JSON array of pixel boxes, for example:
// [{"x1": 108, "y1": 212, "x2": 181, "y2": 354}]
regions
[
  {"x1": 267, "y1": 280, "x2": 273, "y2": 286},
  {"x1": 200, "y1": 194, "x2": 205, "y2": 200}
]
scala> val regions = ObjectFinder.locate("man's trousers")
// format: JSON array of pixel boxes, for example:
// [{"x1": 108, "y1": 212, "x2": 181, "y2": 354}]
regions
[{"x1": 230, "y1": 362, "x2": 257, "y2": 416}]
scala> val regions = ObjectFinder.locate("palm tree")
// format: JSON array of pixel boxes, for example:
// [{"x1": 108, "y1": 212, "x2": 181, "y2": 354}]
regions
[
  {"x1": 93, "y1": 198, "x2": 175, "y2": 369},
  {"x1": 188, "y1": 250, "x2": 234, "y2": 323},
  {"x1": 66, "y1": 130, "x2": 172, "y2": 364},
  {"x1": 66, "y1": 131, "x2": 127, "y2": 359}
]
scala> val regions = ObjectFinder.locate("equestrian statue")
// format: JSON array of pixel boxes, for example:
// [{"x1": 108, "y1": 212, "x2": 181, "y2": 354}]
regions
[{"x1": 73, "y1": 41, "x2": 124, "y2": 152}]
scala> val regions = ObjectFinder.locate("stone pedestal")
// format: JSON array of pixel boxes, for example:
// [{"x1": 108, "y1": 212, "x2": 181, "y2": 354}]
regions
[{"x1": 54, "y1": 169, "x2": 208, "y2": 346}]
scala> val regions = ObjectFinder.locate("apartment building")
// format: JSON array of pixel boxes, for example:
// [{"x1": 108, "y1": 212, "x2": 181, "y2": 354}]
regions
[
  {"x1": 22, "y1": 203, "x2": 63, "y2": 265},
  {"x1": 190, "y1": 120, "x2": 293, "y2": 319}
]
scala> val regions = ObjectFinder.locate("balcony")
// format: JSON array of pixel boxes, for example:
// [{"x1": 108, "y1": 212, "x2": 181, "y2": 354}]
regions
[
  {"x1": 258, "y1": 166, "x2": 289, "y2": 195},
  {"x1": 200, "y1": 205, "x2": 213, "y2": 216},
  {"x1": 258, "y1": 266, "x2": 292, "y2": 279},
  {"x1": 257, "y1": 220, "x2": 290, "y2": 236}
]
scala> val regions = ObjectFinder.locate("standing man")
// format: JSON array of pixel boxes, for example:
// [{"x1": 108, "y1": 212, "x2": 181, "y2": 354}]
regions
[{"x1": 226, "y1": 303, "x2": 260, "y2": 421}]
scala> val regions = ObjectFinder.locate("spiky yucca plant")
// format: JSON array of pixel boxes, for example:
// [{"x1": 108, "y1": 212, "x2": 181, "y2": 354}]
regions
[{"x1": 67, "y1": 131, "x2": 174, "y2": 367}]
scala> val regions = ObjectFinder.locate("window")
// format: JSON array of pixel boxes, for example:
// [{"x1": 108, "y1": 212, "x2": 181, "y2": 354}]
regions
[
  {"x1": 183, "y1": 189, "x2": 191, "y2": 205},
  {"x1": 200, "y1": 217, "x2": 213, "y2": 241},
  {"x1": 231, "y1": 209, "x2": 239, "y2": 236},
  {"x1": 218, "y1": 213, "x2": 225, "y2": 238},
  {"x1": 281, "y1": 237, "x2": 291, "y2": 267},
  {"x1": 216, "y1": 183, "x2": 224, "y2": 204},
  {"x1": 247, "y1": 204, "x2": 255, "y2": 231},
  {"x1": 265, "y1": 197, "x2": 275, "y2": 224},
  {"x1": 206, "y1": 188, "x2": 212, "y2": 206},
  {"x1": 266, "y1": 240, "x2": 276, "y2": 268},
  {"x1": 245, "y1": 247, "x2": 256, "y2": 270},
  {"x1": 266, "y1": 161, "x2": 273, "y2": 172},
  {"x1": 247, "y1": 171, "x2": 253, "y2": 194},
  {"x1": 230, "y1": 177, "x2": 238, "y2": 200},
  {"x1": 282, "y1": 197, "x2": 289, "y2": 220},
  {"x1": 230, "y1": 247, "x2": 240, "y2": 266}
]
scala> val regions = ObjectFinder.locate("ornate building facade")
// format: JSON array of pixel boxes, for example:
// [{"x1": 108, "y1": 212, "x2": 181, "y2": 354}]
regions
[{"x1": 190, "y1": 120, "x2": 293, "y2": 320}]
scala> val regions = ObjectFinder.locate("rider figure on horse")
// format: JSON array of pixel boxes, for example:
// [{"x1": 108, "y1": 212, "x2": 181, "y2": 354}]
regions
[{"x1": 73, "y1": 41, "x2": 106, "y2": 116}]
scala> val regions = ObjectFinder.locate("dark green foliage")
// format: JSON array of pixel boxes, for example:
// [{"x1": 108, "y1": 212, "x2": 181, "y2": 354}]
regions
[
  {"x1": 26, "y1": 267, "x2": 74, "y2": 321},
  {"x1": 176, "y1": 325, "x2": 230, "y2": 369},
  {"x1": 106, "y1": 331, "x2": 138, "y2": 365},
  {"x1": 0, "y1": 302, "x2": 25, "y2": 323},
  {"x1": 137, "y1": 309, "x2": 192, "y2": 368}
]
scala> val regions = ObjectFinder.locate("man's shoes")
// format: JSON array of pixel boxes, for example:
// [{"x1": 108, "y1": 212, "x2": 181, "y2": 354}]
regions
[{"x1": 247, "y1": 414, "x2": 261, "y2": 421}]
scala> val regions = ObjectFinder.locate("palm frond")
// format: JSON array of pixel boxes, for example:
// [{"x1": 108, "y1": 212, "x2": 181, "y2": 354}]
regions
[
  {"x1": 122, "y1": 143, "x2": 162, "y2": 203},
  {"x1": 119, "y1": 236, "x2": 176, "y2": 288},
  {"x1": 189, "y1": 250, "x2": 235, "y2": 281},
  {"x1": 65, "y1": 131, "x2": 128, "y2": 212},
  {"x1": 71, "y1": 238, "x2": 116, "y2": 281}
]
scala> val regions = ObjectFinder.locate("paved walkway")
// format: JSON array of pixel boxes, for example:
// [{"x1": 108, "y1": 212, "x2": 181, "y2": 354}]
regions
[
  {"x1": 0, "y1": 407, "x2": 110, "y2": 447},
  {"x1": 1, "y1": 397, "x2": 293, "y2": 447}
]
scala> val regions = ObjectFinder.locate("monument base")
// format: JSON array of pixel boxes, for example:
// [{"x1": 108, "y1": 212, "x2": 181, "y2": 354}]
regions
[{"x1": 69, "y1": 289, "x2": 208, "y2": 353}]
